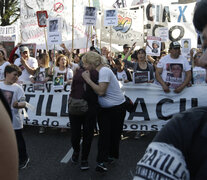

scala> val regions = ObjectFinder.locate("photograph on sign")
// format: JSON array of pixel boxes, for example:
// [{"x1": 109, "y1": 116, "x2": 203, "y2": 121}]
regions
[
  {"x1": 146, "y1": 36, "x2": 161, "y2": 56},
  {"x1": 83, "y1": 6, "x2": 97, "y2": 25},
  {"x1": 53, "y1": 76, "x2": 64, "y2": 90},
  {"x1": 104, "y1": 9, "x2": 118, "y2": 26},
  {"x1": 49, "y1": 19, "x2": 58, "y2": 32},
  {"x1": 133, "y1": 71, "x2": 150, "y2": 84},
  {"x1": 36, "y1": 11, "x2": 48, "y2": 27},
  {"x1": 181, "y1": 39, "x2": 191, "y2": 58}
]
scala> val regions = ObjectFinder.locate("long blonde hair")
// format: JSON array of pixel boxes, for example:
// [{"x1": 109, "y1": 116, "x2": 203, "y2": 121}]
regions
[{"x1": 82, "y1": 51, "x2": 107, "y2": 68}]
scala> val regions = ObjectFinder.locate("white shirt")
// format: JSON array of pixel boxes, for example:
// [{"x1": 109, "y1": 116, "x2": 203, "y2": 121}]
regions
[
  {"x1": 117, "y1": 70, "x2": 127, "y2": 81},
  {"x1": 0, "y1": 82, "x2": 26, "y2": 130},
  {"x1": 98, "y1": 66, "x2": 125, "y2": 108},
  {"x1": 53, "y1": 66, "x2": 73, "y2": 81},
  {"x1": 0, "y1": 61, "x2": 10, "y2": 81},
  {"x1": 157, "y1": 54, "x2": 191, "y2": 89},
  {"x1": 14, "y1": 57, "x2": 38, "y2": 83}
]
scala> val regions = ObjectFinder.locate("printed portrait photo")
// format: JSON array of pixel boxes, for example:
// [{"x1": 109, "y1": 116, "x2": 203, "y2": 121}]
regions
[{"x1": 49, "y1": 19, "x2": 58, "y2": 32}]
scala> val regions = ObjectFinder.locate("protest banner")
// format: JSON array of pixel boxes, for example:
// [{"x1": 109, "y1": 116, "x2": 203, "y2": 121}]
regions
[
  {"x1": 20, "y1": 0, "x2": 91, "y2": 49},
  {"x1": 101, "y1": 7, "x2": 144, "y2": 46},
  {"x1": 22, "y1": 82, "x2": 207, "y2": 131}
]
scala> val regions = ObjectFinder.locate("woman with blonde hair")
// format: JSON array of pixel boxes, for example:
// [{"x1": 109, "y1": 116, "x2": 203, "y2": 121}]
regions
[
  {"x1": 68, "y1": 51, "x2": 99, "y2": 170},
  {"x1": 82, "y1": 51, "x2": 126, "y2": 173}
]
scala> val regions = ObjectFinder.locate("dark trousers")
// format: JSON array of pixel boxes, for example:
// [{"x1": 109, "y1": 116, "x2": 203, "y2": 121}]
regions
[
  {"x1": 15, "y1": 129, "x2": 28, "y2": 162},
  {"x1": 69, "y1": 111, "x2": 96, "y2": 161},
  {"x1": 97, "y1": 102, "x2": 126, "y2": 163}
]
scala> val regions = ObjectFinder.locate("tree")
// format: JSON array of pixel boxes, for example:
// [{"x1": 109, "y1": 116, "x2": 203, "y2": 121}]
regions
[{"x1": 0, "y1": 0, "x2": 20, "y2": 26}]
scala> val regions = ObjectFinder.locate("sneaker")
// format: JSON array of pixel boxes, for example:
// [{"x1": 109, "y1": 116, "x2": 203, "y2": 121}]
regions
[
  {"x1": 80, "y1": 161, "x2": 89, "y2": 170},
  {"x1": 95, "y1": 163, "x2": 107, "y2": 172},
  {"x1": 39, "y1": 127, "x2": 45, "y2": 134},
  {"x1": 71, "y1": 152, "x2": 79, "y2": 163},
  {"x1": 19, "y1": 158, "x2": 30, "y2": 169}
]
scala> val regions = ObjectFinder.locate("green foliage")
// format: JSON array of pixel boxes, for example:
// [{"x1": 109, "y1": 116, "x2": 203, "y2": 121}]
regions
[{"x1": 0, "y1": 0, "x2": 20, "y2": 26}]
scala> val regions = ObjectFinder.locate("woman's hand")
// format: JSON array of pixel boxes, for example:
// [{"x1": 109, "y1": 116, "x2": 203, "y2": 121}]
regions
[{"x1": 82, "y1": 70, "x2": 90, "y2": 81}]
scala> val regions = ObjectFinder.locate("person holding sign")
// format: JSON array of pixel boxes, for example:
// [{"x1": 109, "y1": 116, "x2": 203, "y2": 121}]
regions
[
  {"x1": 53, "y1": 54, "x2": 73, "y2": 85},
  {"x1": 123, "y1": 48, "x2": 154, "y2": 83}
]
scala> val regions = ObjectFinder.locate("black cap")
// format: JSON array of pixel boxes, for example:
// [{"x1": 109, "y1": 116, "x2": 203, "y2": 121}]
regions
[
  {"x1": 123, "y1": 44, "x2": 130, "y2": 49},
  {"x1": 169, "y1": 41, "x2": 181, "y2": 49}
]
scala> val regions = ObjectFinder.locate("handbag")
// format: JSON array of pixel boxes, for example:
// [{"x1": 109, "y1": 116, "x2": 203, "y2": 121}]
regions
[
  {"x1": 68, "y1": 97, "x2": 88, "y2": 115},
  {"x1": 124, "y1": 95, "x2": 135, "y2": 113}
]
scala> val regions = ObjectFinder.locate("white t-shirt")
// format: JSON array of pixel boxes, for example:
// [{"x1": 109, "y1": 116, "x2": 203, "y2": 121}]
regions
[
  {"x1": 157, "y1": 54, "x2": 191, "y2": 89},
  {"x1": 0, "y1": 61, "x2": 10, "y2": 81},
  {"x1": 117, "y1": 70, "x2": 127, "y2": 81},
  {"x1": 193, "y1": 66, "x2": 206, "y2": 84},
  {"x1": 14, "y1": 57, "x2": 38, "y2": 83},
  {"x1": 53, "y1": 66, "x2": 73, "y2": 81},
  {"x1": 0, "y1": 82, "x2": 26, "y2": 130},
  {"x1": 98, "y1": 66, "x2": 125, "y2": 108}
]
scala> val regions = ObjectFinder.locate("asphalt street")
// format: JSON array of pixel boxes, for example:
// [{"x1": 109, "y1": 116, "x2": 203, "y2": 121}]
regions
[{"x1": 19, "y1": 126, "x2": 157, "y2": 180}]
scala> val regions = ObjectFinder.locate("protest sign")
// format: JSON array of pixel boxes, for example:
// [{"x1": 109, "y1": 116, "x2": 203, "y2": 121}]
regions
[
  {"x1": 83, "y1": 6, "x2": 97, "y2": 26},
  {"x1": 133, "y1": 71, "x2": 150, "y2": 83},
  {"x1": 158, "y1": 27, "x2": 169, "y2": 42},
  {"x1": 146, "y1": 36, "x2": 161, "y2": 56},
  {"x1": 181, "y1": 38, "x2": 191, "y2": 58},
  {"x1": 36, "y1": 11, "x2": 48, "y2": 27},
  {"x1": 104, "y1": 9, "x2": 118, "y2": 26},
  {"x1": 47, "y1": 18, "x2": 62, "y2": 45}
]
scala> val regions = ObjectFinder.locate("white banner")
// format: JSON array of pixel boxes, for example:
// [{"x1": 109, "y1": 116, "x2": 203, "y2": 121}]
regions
[
  {"x1": 143, "y1": 2, "x2": 197, "y2": 48},
  {"x1": 22, "y1": 82, "x2": 207, "y2": 131},
  {"x1": 100, "y1": 8, "x2": 144, "y2": 46},
  {"x1": 20, "y1": 0, "x2": 91, "y2": 49}
]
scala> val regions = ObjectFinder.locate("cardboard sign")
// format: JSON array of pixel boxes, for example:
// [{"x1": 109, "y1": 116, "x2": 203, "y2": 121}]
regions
[
  {"x1": 83, "y1": 6, "x2": 97, "y2": 25},
  {"x1": 104, "y1": 9, "x2": 118, "y2": 26},
  {"x1": 36, "y1": 11, "x2": 48, "y2": 27}
]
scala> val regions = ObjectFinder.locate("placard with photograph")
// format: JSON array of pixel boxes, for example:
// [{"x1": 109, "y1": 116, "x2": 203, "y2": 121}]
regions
[
  {"x1": 53, "y1": 76, "x2": 64, "y2": 90},
  {"x1": 36, "y1": 11, "x2": 48, "y2": 27},
  {"x1": 146, "y1": 36, "x2": 161, "y2": 56},
  {"x1": 83, "y1": 6, "x2": 97, "y2": 26},
  {"x1": 104, "y1": 9, "x2": 118, "y2": 26},
  {"x1": 133, "y1": 71, "x2": 150, "y2": 83},
  {"x1": 181, "y1": 39, "x2": 191, "y2": 59},
  {"x1": 47, "y1": 18, "x2": 62, "y2": 45}
]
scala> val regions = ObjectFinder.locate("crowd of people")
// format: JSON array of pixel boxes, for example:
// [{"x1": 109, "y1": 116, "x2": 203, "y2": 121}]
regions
[{"x1": 1, "y1": 0, "x2": 207, "y2": 178}]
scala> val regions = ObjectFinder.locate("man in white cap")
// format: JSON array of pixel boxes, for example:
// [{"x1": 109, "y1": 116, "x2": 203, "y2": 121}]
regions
[
  {"x1": 14, "y1": 46, "x2": 38, "y2": 83},
  {"x1": 155, "y1": 41, "x2": 191, "y2": 93}
]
